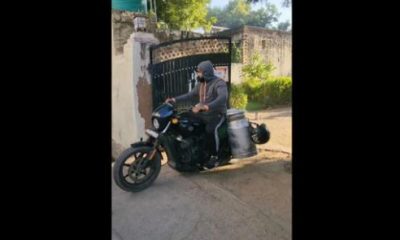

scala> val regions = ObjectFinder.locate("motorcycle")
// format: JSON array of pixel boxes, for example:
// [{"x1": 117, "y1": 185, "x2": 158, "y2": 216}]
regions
[{"x1": 113, "y1": 102, "x2": 270, "y2": 192}]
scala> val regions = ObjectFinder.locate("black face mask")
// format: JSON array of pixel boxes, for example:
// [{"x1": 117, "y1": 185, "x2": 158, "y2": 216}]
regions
[{"x1": 197, "y1": 76, "x2": 205, "y2": 83}]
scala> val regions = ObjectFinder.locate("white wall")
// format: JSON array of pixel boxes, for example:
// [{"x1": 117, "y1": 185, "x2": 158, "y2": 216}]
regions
[
  {"x1": 231, "y1": 63, "x2": 244, "y2": 85},
  {"x1": 112, "y1": 28, "x2": 159, "y2": 159}
]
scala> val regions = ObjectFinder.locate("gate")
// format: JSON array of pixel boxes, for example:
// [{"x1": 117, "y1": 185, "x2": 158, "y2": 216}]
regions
[{"x1": 149, "y1": 37, "x2": 232, "y2": 110}]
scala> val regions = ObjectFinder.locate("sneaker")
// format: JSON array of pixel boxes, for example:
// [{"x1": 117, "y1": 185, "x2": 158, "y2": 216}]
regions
[{"x1": 204, "y1": 155, "x2": 219, "y2": 170}]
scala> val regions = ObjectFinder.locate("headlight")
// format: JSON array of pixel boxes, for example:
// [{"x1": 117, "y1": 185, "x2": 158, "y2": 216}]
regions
[{"x1": 153, "y1": 118, "x2": 160, "y2": 129}]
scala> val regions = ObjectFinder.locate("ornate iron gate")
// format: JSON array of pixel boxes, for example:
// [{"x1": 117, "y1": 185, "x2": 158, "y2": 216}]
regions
[{"x1": 149, "y1": 37, "x2": 232, "y2": 110}]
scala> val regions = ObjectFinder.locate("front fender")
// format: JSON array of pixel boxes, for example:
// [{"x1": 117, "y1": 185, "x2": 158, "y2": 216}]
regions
[
  {"x1": 130, "y1": 138, "x2": 163, "y2": 159},
  {"x1": 130, "y1": 141, "x2": 154, "y2": 149}
]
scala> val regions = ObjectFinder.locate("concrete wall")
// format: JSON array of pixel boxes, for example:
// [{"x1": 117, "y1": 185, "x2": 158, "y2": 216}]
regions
[
  {"x1": 112, "y1": 10, "x2": 157, "y2": 55},
  {"x1": 112, "y1": 10, "x2": 135, "y2": 55},
  {"x1": 231, "y1": 63, "x2": 244, "y2": 84},
  {"x1": 219, "y1": 26, "x2": 292, "y2": 77},
  {"x1": 112, "y1": 26, "x2": 159, "y2": 159},
  {"x1": 243, "y1": 26, "x2": 291, "y2": 76}
]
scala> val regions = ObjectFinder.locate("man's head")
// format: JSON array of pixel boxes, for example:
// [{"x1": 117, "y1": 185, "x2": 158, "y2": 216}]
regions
[
  {"x1": 196, "y1": 68, "x2": 204, "y2": 79},
  {"x1": 196, "y1": 60, "x2": 218, "y2": 83}
]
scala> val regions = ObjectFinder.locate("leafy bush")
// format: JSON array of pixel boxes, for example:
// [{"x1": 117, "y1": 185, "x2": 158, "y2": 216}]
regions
[
  {"x1": 231, "y1": 42, "x2": 242, "y2": 63},
  {"x1": 241, "y1": 53, "x2": 275, "y2": 101},
  {"x1": 258, "y1": 77, "x2": 292, "y2": 107},
  {"x1": 233, "y1": 53, "x2": 291, "y2": 108},
  {"x1": 229, "y1": 84, "x2": 248, "y2": 109}
]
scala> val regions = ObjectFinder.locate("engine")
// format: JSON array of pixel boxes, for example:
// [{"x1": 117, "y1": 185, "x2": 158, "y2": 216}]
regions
[{"x1": 175, "y1": 134, "x2": 204, "y2": 164}]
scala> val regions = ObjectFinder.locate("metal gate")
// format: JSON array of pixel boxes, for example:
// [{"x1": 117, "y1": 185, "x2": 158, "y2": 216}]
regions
[{"x1": 149, "y1": 37, "x2": 231, "y2": 110}]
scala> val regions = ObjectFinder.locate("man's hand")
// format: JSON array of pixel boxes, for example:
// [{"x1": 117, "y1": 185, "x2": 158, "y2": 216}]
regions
[
  {"x1": 165, "y1": 97, "x2": 175, "y2": 104},
  {"x1": 192, "y1": 103, "x2": 209, "y2": 113},
  {"x1": 192, "y1": 105, "x2": 201, "y2": 113}
]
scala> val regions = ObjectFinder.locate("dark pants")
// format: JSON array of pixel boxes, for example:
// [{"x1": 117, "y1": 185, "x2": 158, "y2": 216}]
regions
[{"x1": 189, "y1": 111, "x2": 225, "y2": 156}]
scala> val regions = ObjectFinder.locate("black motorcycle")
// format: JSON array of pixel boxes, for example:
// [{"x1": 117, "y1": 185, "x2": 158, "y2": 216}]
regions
[{"x1": 113, "y1": 102, "x2": 270, "y2": 192}]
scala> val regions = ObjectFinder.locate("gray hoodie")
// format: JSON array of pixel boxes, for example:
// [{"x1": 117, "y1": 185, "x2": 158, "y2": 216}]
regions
[{"x1": 174, "y1": 61, "x2": 228, "y2": 114}]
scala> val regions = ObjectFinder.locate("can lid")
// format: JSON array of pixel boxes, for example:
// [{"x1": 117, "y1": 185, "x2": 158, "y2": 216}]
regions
[
  {"x1": 227, "y1": 108, "x2": 244, "y2": 116},
  {"x1": 227, "y1": 108, "x2": 246, "y2": 122}
]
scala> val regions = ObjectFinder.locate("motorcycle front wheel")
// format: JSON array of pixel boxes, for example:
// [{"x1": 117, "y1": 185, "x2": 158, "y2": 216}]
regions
[{"x1": 113, "y1": 146, "x2": 161, "y2": 192}]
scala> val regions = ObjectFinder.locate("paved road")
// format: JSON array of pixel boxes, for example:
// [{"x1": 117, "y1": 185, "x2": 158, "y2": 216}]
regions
[
  {"x1": 246, "y1": 106, "x2": 292, "y2": 154},
  {"x1": 112, "y1": 150, "x2": 292, "y2": 240}
]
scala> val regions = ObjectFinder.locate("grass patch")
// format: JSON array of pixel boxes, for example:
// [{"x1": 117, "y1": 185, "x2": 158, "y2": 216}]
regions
[{"x1": 246, "y1": 101, "x2": 265, "y2": 112}]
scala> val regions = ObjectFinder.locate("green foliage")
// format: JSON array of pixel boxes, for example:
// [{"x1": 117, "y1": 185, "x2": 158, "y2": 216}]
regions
[
  {"x1": 275, "y1": 20, "x2": 291, "y2": 31},
  {"x1": 258, "y1": 77, "x2": 292, "y2": 106},
  {"x1": 230, "y1": 84, "x2": 248, "y2": 109},
  {"x1": 155, "y1": 0, "x2": 216, "y2": 33},
  {"x1": 241, "y1": 53, "x2": 275, "y2": 100},
  {"x1": 246, "y1": 4, "x2": 280, "y2": 28},
  {"x1": 246, "y1": 0, "x2": 291, "y2": 8},
  {"x1": 207, "y1": 0, "x2": 281, "y2": 28},
  {"x1": 238, "y1": 53, "x2": 291, "y2": 107},
  {"x1": 231, "y1": 42, "x2": 242, "y2": 63},
  {"x1": 230, "y1": 77, "x2": 291, "y2": 109},
  {"x1": 245, "y1": 100, "x2": 264, "y2": 111}
]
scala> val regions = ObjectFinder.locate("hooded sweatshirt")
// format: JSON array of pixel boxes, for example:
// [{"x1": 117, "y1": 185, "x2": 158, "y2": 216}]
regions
[{"x1": 174, "y1": 60, "x2": 228, "y2": 114}]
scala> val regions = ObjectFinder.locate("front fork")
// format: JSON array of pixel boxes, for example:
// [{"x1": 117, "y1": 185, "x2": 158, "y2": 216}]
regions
[
  {"x1": 147, "y1": 138, "x2": 160, "y2": 160},
  {"x1": 129, "y1": 135, "x2": 162, "y2": 165},
  {"x1": 143, "y1": 121, "x2": 172, "y2": 161}
]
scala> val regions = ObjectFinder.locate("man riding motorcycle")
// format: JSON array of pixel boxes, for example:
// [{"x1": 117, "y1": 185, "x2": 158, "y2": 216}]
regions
[{"x1": 165, "y1": 60, "x2": 228, "y2": 169}]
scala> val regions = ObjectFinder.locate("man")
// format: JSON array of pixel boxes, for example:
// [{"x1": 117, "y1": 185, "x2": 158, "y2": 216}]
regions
[{"x1": 165, "y1": 60, "x2": 228, "y2": 169}]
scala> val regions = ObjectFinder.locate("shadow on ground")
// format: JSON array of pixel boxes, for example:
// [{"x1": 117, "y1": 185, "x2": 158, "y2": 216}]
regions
[{"x1": 112, "y1": 150, "x2": 292, "y2": 240}]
